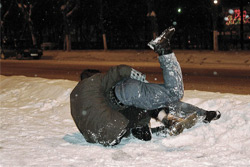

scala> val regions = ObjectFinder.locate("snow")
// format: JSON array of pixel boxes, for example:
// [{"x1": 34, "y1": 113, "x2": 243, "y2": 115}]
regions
[{"x1": 1, "y1": 75, "x2": 250, "y2": 167}]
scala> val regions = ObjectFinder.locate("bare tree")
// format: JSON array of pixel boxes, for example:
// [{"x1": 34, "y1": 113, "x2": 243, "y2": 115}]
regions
[
  {"x1": 99, "y1": 0, "x2": 107, "y2": 50},
  {"x1": 59, "y1": 0, "x2": 79, "y2": 51},
  {"x1": 1, "y1": 0, "x2": 15, "y2": 27},
  {"x1": 1, "y1": 0, "x2": 15, "y2": 46},
  {"x1": 147, "y1": 0, "x2": 158, "y2": 39},
  {"x1": 16, "y1": 0, "x2": 37, "y2": 46}
]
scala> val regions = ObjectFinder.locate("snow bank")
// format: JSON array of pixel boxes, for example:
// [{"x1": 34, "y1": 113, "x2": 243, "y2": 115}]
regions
[{"x1": 0, "y1": 75, "x2": 250, "y2": 167}]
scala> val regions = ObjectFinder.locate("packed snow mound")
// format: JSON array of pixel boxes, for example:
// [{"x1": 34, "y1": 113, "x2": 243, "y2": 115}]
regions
[{"x1": 0, "y1": 75, "x2": 250, "y2": 167}]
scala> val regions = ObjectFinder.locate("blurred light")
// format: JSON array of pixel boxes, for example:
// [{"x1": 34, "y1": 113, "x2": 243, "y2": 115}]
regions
[
  {"x1": 213, "y1": 0, "x2": 218, "y2": 4},
  {"x1": 224, "y1": 17, "x2": 229, "y2": 21},
  {"x1": 0, "y1": 3, "x2": 2, "y2": 9},
  {"x1": 228, "y1": 9, "x2": 234, "y2": 14},
  {"x1": 246, "y1": 15, "x2": 249, "y2": 19},
  {"x1": 177, "y1": 8, "x2": 182, "y2": 13},
  {"x1": 173, "y1": 21, "x2": 177, "y2": 26}
]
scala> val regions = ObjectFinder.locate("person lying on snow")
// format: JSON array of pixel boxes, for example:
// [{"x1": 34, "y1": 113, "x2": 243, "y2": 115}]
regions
[{"x1": 70, "y1": 27, "x2": 221, "y2": 146}]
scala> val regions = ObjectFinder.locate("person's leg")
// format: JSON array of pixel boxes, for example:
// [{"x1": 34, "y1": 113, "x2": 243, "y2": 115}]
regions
[
  {"x1": 168, "y1": 101, "x2": 207, "y2": 118},
  {"x1": 80, "y1": 69, "x2": 101, "y2": 80},
  {"x1": 168, "y1": 101, "x2": 221, "y2": 123},
  {"x1": 152, "y1": 101, "x2": 221, "y2": 136},
  {"x1": 115, "y1": 27, "x2": 184, "y2": 110}
]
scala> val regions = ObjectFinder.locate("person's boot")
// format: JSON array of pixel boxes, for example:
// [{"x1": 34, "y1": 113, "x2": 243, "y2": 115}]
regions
[
  {"x1": 131, "y1": 125, "x2": 152, "y2": 141},
  {"x1": 148, "y1": 26, "x2": 175, "y2": 55},
  {"x1": 203, "y1": 111, "x2": 221, "y2": 123},
  {"x1": 161, "y1": 113, "x2": 182, "y2": 129},
  {"x1": 168, "y1": 113, "x2": 198, "y2": 136},
  {"x1": 160, "y1": 113, "x2": 198, "y2": 136}
]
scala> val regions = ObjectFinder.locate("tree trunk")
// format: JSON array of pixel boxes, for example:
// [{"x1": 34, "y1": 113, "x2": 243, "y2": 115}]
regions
[
  {"x1": 147, "y1": 0, "x2": 158, "y2": 39},
  {"x1": 16, "y1": 1, "x2": 37, "y2": 47},
  {"x1": 28, "y1": 23, "x2": 37, "y2": 46},
  {"x1": 60, "y1": 0, "x2": 79, "y2": 52},
  {"x1": 102, "y1": 34, "x2": 107, "y2": 50},
  {"x1": 68, "y1": 34, "x2": 71, "y2": 51},
  {"x1": 64, "y1": 34, "x2": 71, "y2": 51},
  {"x1": 240, "y1": 0, "x2": 244, "y2": 50},
  {"x1": 212, "y1": 5, "x2": 218, "y2": 51},
  {"x1": 99, "y1": 0, "x2": 108, "y2": 50},
  {"x1": 213, "y1": 30, "x2": 218, "y2": 51}
]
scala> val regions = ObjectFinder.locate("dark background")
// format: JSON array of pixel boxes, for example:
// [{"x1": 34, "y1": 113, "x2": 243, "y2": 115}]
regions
[{"x1": 1, "y1": 0, "x2": 250, "y2": 50}]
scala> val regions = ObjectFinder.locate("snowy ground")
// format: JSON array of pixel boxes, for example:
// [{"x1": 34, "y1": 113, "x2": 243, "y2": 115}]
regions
[{"x1": 1, "y1": 75, "x2": 250, "y2": 167}]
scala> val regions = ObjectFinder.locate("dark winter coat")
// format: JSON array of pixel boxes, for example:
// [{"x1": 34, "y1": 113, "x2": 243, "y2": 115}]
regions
[{"x1": 70, "y1": 65, "x2": 151, "y2": 146}]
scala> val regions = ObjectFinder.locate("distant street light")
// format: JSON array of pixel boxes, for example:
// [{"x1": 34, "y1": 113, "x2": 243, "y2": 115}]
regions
[
  {"x1": 228, "y1": 9, "x2": 234, "y2": 14},
  {"x1": 177, "y1": 8, "x2": 182, "y2": 13},
  {"x1": 213, "y1": 0, "x2": 218, "y2": 5}
]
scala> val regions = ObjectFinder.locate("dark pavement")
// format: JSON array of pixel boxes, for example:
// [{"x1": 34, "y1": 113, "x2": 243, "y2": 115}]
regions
[{"x1": 1, "y1": 50, "x2": 250, "y2": 94}]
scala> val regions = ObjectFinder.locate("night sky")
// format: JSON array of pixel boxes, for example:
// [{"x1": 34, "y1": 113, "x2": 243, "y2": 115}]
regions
[{"x1": 1, "y1": 0, "x2": 250, "y2": 50}]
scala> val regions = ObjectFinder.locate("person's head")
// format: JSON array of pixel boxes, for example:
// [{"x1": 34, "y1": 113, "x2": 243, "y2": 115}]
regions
[{"x1": 80, "y1": 69, "x2": 101, "y2": 80}]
